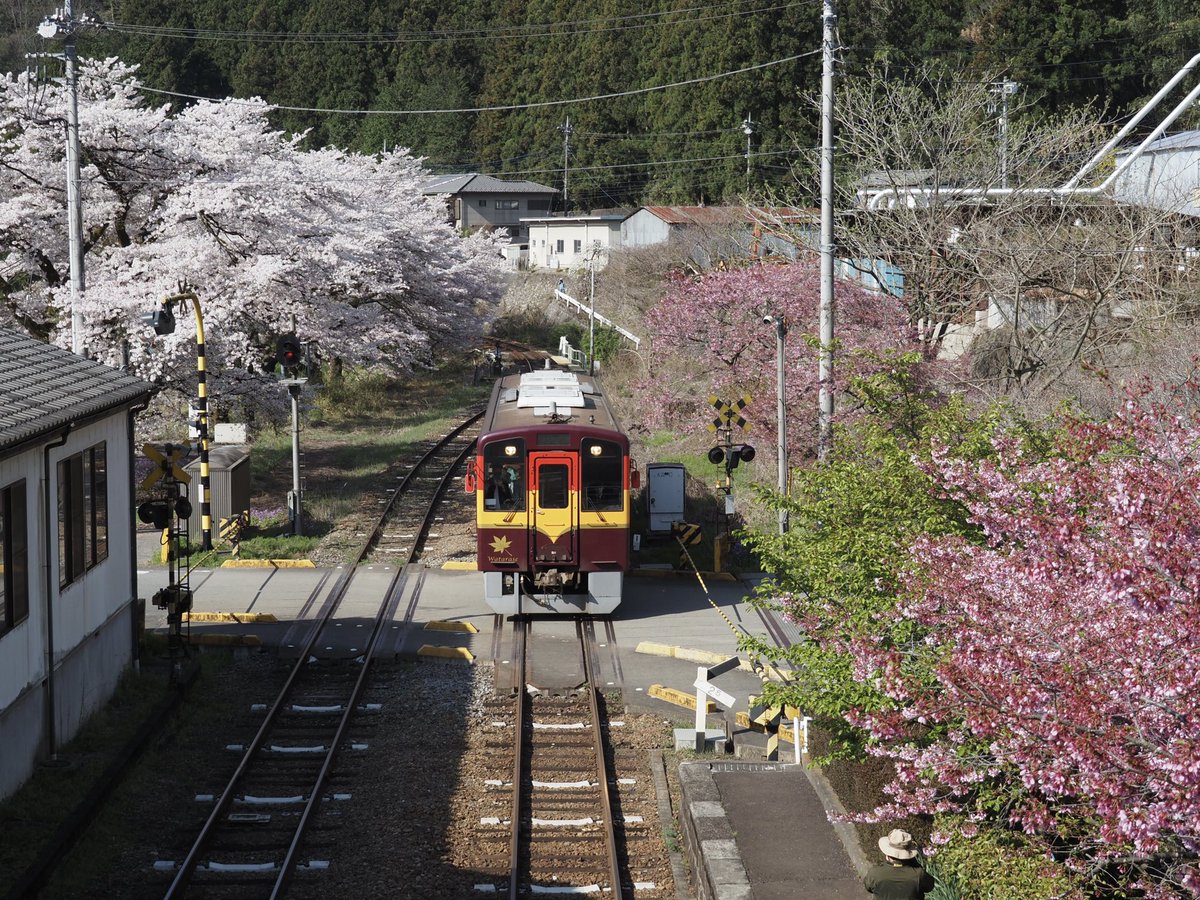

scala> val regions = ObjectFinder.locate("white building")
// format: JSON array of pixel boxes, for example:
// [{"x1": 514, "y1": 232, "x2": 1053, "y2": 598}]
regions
[
  {"x1": 0, "y1": 328, "x2": 151, "y2": 799},
  {"x1": 1112, "y1": 130, "x2": 1200, "y2": 217},
  {"x1": 523, "y1": 215, "x2": 625, "y2": 271}
]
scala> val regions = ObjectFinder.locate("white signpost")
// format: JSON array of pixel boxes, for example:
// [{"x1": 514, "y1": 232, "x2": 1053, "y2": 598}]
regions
[{"x1": 689, "y1": 656, "x2": 741, "y2": 753}]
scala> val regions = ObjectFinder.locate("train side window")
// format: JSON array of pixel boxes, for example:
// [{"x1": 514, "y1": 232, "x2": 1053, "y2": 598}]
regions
[
  {"x1": 582, "y1": 439, "x2": 623, "y2": 511},
  {"x1": 483, "y1": 441, "x2": 525, "y2": 510},
  {"x1": 538, "y1": 465, "x2": 569, "y2": 509}
]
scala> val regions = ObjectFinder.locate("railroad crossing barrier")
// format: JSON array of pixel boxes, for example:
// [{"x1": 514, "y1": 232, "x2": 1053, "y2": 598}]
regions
[
  {"x1": 219, "y1": 512, "x2": 247, "y2": 557},
  {"x1": 674, "y1": 655, "x2": 741, "y2": 753},
  {"x1": 736, "y1": 700, "x2": 811, "y2": 762}
]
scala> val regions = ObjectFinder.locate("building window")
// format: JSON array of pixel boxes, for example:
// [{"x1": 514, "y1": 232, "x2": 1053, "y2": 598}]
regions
[
  {"x1": 495, "y1": 199, "x2": 519, "y2": 210},
  {"x1": 1, "y1": 480, "x2": 29, "y2": 637},
  {"x1": 478, "y1": 198, "x2": 487, "y2": 207},
  {"x1": 574, "y1": 239, "x2": 582, "y2": 253},
  {"x1": 556, "y1": 239, "x2": 565, "y2": 253},
  {"x1": 58, "y1": 442, "x2": 108, "y2": 588}
]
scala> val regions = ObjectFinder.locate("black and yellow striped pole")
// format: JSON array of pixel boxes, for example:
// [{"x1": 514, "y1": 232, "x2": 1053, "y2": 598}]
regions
[
  {"x1": 186, "y1": 293, "x2": 213, "y2": 551},
  {"x1": 148, "y1": 290, "x2": 212, "y2": 551}
]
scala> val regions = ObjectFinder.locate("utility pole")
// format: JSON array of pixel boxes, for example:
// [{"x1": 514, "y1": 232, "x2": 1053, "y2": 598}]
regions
[
  {"x1": 818, "y1": 0, "x2": 837, "y2": 462},
  {"x1": 588, "y1": 253, "x2": 596, "y2": 376},
  {"x1": 765, "y1": 315, "x2": 789, "y2": 534},
  {"x1": 990, "y1": 80, "x2": 1020, "y2": 190},
  {"x1": 560, "y1": 117, "x2": 572, "y2": 214},
  {"x1": 38, "y1": 1, "x2": 95, "y2": 355}
]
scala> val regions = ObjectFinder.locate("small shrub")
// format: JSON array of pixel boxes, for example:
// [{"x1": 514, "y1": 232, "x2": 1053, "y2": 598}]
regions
[{"x1": 927, "y1": 821, "x2": 1085, "y2": 900}]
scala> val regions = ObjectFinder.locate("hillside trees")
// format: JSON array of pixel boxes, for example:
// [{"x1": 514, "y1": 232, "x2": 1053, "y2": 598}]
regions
[{"x1": 0, "y1": 59, "x2": 508, "y2": 405}]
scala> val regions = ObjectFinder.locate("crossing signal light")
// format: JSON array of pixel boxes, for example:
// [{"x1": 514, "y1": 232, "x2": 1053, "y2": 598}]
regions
[
  {"x1": 137, "y1": 500, "x2": 171, "y2": 530},
  {"x1": 141, "y1": 306, "x2": 175, "y2": 336},
  {"x1": 276, "y1": 334, "x2": 303, "y2": 373},
  {"x1": 726, "y1": 444, "x2": 756, "y2": 470},
  {"x1": 708, "y1": 444, "x2": 756, "y2": 471}
]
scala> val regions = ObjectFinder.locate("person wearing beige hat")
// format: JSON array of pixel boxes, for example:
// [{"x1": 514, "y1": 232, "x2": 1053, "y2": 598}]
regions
[{"x1": 863, "y1": 828, "x2": 936, "y2": 899}]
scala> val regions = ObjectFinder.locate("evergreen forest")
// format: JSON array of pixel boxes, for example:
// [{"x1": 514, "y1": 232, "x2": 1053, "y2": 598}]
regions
[{"x1": 3, "y1": 0, "x2": 1200, "y2": 209}]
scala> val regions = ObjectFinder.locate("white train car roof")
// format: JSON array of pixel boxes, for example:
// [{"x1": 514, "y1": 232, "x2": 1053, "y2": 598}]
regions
[{"x1": 481, "y1": 369, "x2": 625, "y2": 437}]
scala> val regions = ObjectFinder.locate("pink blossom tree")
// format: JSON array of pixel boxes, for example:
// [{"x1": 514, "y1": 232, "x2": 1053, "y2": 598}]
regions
[
  {"x1": 635, "y1": 260, "x2": 921, "y2": 458},
  {"x1": 0, "y1": 59, "x2": 508, "y2": 402},
  {"x1": 849, "y1": 383, "x2": 1200, "y2": 897}
]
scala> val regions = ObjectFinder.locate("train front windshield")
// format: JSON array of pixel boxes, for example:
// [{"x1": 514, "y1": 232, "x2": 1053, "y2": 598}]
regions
[
  {"x1": 582, "y1": 439, "x2": 623, "y2": 511},
  {"x1": 482, "y1": 440, "x2": 525, "y2": 510}
]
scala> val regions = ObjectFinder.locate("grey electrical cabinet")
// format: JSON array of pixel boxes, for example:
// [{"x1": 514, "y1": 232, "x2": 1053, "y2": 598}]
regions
[
  {"x1": 183, "y1": 445, "x2": 252, "y2": 545},
  {"x1": 646, "y1": 463, "x2": 686, "y2": 533}
]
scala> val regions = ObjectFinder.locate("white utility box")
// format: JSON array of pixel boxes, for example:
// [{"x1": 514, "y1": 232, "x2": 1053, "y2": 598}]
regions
[{"x1": 646, "y1": 462, "x2": 686, "y2": 533}]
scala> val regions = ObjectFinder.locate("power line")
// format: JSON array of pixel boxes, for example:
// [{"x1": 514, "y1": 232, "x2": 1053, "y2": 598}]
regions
[
  {"x1": 130, "y1": 50, "x2": 819, "y2": 115},
  {"x1": 84, "y1": 147, "x2": 806, "y2": 188},
  {"x1": 103, "y1": 0, "x2": 814, "y2": 45}
]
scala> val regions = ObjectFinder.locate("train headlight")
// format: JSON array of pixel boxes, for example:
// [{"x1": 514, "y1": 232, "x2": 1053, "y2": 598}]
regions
[
  {"x1": 503, "y1": 444, "x2": 517, "y2": 457},
  {"x1": 589, "y1": 444, "x2": 603, "y2": 456}
]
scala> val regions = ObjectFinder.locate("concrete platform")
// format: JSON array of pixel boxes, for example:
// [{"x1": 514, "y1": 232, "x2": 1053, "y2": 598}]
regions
[{"x1": 679, "y1": 761, "x2": 866, "y2": 900}]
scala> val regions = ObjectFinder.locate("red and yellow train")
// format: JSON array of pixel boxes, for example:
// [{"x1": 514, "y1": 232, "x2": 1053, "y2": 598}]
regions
[{"x1": 466, "y1": 369, "x2": 637, "y2": 614}]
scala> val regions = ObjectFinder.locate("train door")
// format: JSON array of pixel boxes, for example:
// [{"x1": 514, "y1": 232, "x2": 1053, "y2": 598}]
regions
[{"x1": 529, "y1": 452, "x2": 576, "y2": 566}]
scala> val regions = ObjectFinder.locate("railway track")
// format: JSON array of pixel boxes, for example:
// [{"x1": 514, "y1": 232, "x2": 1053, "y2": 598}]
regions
[
  {"x1": 466, "y1": 617, "x2": 671, "y2": 899},
  {"x1": 509, "y1": 617, "x2": 623, "y2": 898},
  {"x1": 159, "y1": 412, "x2": 483, "y2": 899}
]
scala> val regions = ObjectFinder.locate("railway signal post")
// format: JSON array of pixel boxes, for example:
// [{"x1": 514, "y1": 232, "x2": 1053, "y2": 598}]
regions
[
  {"x1": 140, "y1": 442, "x2": 194, "y2": 683},
  {"x1": 707, "y1": 394, "x2": 754, "y2": 569}
]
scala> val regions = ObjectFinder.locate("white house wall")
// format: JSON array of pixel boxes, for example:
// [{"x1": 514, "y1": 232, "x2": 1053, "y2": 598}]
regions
[
  {"x1": 0, "y1": 411, "x2": 137, "y2": 800},
  {"x1": 48, "y1": 416, "x2": 136, "y2": 658},
  {"x1": 526, "y1": 220, "x2": 622, "y2": 270},
  {"x1": 0, "y1": 453, "x2": 46, "y2": 714},
  {"x1": 620, "y1": 211, "x2": 673, "y2": 247},
  {"x1": 1113, "y1": 147, "x2": 1200, "y2": 217}
]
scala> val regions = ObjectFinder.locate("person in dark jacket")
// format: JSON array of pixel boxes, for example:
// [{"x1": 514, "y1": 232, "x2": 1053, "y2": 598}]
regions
[{"x1": 863, "y1": 829, "x2": 936, "y2": 899}]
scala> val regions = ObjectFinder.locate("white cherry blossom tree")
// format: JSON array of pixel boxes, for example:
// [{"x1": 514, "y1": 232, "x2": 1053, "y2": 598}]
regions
[{"x1": 0, "y1": 58, "x2": 508, "y2": 401}]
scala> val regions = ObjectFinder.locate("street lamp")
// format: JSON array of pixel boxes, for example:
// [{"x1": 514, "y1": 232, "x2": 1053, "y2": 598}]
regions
[
  {"x1": 763, "y1": 313, "x2": 789, "y2": 534},
  {"x1": 142, "y1": 290, "x2": 214, "y2": 551},
  {"x1": 586, "y1": 242, "x2": 603, "y2": 376},
  {"x1": 742, "y1": 115, "x2": 755, "y2": 186}
]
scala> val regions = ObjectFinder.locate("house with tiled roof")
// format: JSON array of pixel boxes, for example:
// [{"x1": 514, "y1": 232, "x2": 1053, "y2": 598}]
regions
[
  {"x1": 422, "y1": 173, "x2": 558, "y2": 243},
  {"x1": 0, "y1": 327, "x2": 151, "y2": 799}
]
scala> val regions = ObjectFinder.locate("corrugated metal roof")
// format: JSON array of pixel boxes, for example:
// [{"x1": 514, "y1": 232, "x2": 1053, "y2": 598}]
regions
[
  {"x1": 422, "y1": 173, "x2": 558, "y2": 195},
  {"x1": 0, "y1": 327, "x2": 152, "y2": 454},
  {"x1": 635, "y1": 205, "x2": 816, "y2": 225},
  {"x1": 1119, "y1": 130, "x2": 1200, "y2": 154}
]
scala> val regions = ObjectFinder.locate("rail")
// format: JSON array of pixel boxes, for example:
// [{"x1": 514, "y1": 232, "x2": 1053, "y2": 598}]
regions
[
  {"x1": 163, "y1": 411, "x2": 483, "y2": 898},
  {"x1": 506, "y1": 617, "x2": 626, "y2": 898}
]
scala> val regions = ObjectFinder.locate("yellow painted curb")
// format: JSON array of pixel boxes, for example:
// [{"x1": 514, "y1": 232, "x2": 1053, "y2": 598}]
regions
[
  {"x1": 188, "y1": 634, "x2": 263, "y2": 647},
  {"x1": 628, "y1": 568, "x2": 737, "y2": 581},
  {"x1": 221, "y1": 559, "x2": 315, "y2": 568},
  {"x1": 648, "y1": 684, "x2": 716, "y2": 713},
  {"x1": 425, "y1": 621, "x2": 479, "y2": 633},
  {"x1": 440, "y1": 561, "x2": 478, "y2": 570},
  {"x1": 735, "y1": 711, "x2": 799, "y2": 744},
  {"x1": 635, "y1": 641, "x2": 791, "y2": 682},
  {"x1": 183, "y1": 612, "x2": 279, "y2": 624},
  {"x1": 417, "y1": 645, "x2": 475, "y2": 661}
]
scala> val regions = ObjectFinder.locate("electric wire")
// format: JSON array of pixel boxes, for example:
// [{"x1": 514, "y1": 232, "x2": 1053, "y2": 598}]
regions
[
  {"x1": 102, "y1": 0, "x2": 814, "y2": 45},
  {"x1": 129, "y1": 50, "x2": 819, "y2": 115}
]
